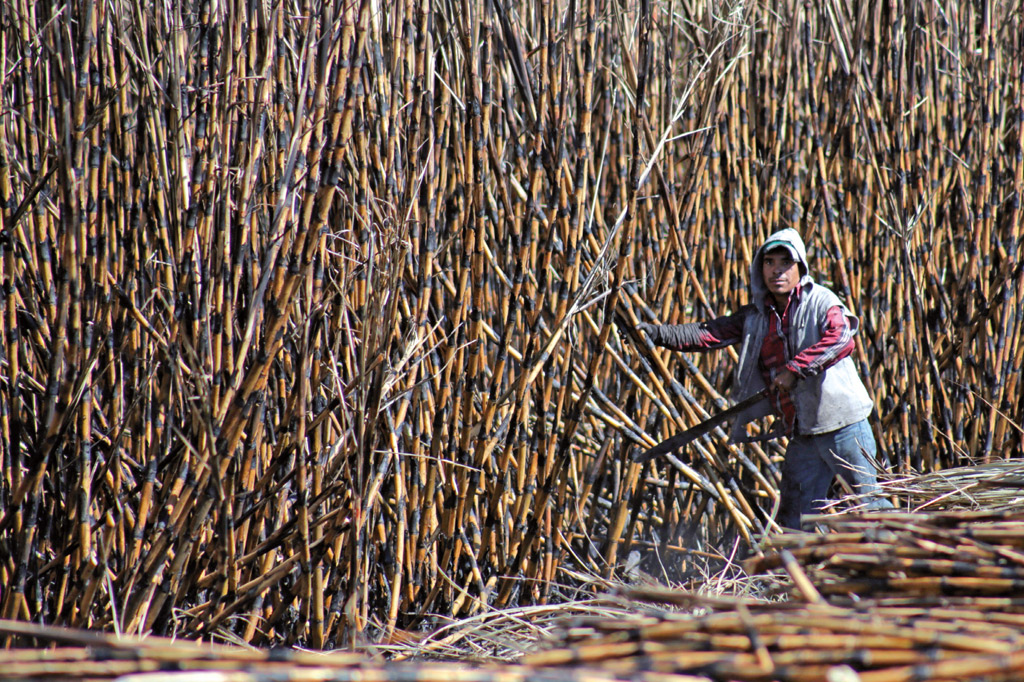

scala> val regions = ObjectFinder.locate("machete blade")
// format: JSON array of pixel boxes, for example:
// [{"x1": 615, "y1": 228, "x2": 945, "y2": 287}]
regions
[{"x1": 634, "y1": 388, "x2": 771, "y2": 463}]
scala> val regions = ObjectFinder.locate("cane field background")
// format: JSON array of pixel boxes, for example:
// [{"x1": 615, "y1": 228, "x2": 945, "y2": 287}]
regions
[{"x1": 0, "y1": 0, "x2": 1023, "y2": 663}]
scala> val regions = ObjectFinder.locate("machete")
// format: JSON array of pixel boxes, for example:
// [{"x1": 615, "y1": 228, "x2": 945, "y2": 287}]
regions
[{"x1": 633, "y1": 388, "x2": 771, "y2": 463}]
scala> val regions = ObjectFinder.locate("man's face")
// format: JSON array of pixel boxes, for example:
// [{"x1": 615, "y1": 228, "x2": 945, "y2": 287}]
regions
[{"x1": 762, "y1": 248, "x2": 801, "y2": 299}]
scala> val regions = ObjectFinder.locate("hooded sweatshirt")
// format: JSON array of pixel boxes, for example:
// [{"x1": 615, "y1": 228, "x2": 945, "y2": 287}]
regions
[{"x1": 643, "y1": 228, "x2": 874, "y2": 441}]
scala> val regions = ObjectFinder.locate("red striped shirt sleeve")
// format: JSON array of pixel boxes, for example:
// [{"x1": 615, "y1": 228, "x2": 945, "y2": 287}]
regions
[{"x1": 785, "y1": 305, "x2": 855, "y2": 377}]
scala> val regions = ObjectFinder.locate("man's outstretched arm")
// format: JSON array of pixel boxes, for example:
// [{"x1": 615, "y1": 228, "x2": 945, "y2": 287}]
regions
[{"x1": 637, "y1": 304, "x2": 752, "y2": 352}]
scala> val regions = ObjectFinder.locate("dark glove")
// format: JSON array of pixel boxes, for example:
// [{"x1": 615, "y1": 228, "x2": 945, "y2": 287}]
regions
[{"x1": 636, "y1": 322, "x2": 657, "y2": 342}]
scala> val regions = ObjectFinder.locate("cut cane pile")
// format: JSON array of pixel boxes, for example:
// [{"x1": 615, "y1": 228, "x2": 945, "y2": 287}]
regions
[
  {"x1": 524, "y1": 510, "x2": 1024, "y2": 681},
  {"x1": 516, "y1": 464, "x2": 1024, "y2": 681}
]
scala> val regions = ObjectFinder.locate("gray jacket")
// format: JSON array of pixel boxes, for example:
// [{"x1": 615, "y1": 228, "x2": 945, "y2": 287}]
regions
[{"x1": 646, "y1": 228, "x2": 874, "y2": 441}]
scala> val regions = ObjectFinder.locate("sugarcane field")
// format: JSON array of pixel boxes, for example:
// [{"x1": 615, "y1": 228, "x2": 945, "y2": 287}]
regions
[{"x1": 2, "y1": 0, "x2": 1024, "y2": 679}]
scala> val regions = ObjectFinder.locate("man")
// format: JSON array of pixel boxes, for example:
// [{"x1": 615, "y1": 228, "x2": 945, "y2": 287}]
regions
[{"x1": 638, "y1": 228, "x2": 892, "y2": 529}]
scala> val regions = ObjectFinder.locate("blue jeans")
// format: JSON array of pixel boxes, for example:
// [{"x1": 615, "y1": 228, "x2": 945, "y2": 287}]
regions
[{"x1": 778, "y1": 419, "x2": 892, "y2": 529}]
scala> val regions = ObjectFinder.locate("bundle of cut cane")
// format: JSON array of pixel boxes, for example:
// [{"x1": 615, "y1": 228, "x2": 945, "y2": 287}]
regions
[{"x1": 750, "y1": 509, "x2": 1024, "y2": 604}]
